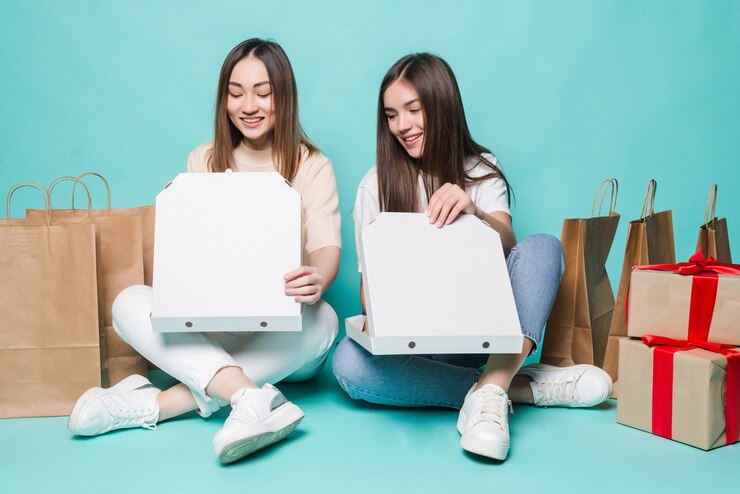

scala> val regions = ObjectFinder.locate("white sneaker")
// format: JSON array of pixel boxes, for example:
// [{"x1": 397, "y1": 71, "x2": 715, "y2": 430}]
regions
[
  {"x1": 67, "y1": 374, "x2": 160, "y2": 436},
  {"x1": 457, "y1": 384, "x2": 512, "y2": 460},
  {"x1": 516, "y1": 363, "x2": 613, "y2": 407},
  {"x1": 213, "y1": 383, "x2": 304, "y2": 464}
]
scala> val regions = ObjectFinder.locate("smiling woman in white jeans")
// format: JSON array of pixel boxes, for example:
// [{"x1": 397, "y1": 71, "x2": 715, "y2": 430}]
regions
[{"x1": 67, "y1": 39, "x2": 342, "y2": 465}]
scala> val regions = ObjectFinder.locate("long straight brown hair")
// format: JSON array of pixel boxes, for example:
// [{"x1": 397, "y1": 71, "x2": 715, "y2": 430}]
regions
[
  {"x1": 208, "y1": 38, "x2": 317, "y2": 181},
  {"x1": 376, "y1": 53, "x2": 512, "y2": 212}
]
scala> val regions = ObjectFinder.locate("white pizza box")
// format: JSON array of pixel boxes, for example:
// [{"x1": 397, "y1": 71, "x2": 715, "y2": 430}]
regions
[
  {"x1": 347, "y1": 212, "x2": 522, "y2": 355},
  {"x1": 151, "y1": 171, "x2": 302, "y2": 333}
]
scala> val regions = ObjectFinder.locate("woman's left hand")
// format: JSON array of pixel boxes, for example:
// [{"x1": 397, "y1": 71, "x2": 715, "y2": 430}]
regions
[
  {"x1": 426, "y1": 183, "x2": 476, "y2": 227},
  {"x1": 284, "y1": 266, "x2": 323, "y2": 304}
]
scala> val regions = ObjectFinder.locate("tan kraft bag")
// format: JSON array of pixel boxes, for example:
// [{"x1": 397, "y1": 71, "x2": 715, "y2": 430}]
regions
[
  {"x1": 0, "y1": 182, "x2": 101, "y2": 418},
  {"x1": 697, "y1": 184, "x2": 732, "y2": 262},
  {"x1": 602, "y1": 179, "x2": 676, "y2": 395},
  {"x1": 540, "y1": 179, "x2": 621, "y2": 368},
  {"x1": 26, "y1": 173, "x2": 150, "y2": 384}
]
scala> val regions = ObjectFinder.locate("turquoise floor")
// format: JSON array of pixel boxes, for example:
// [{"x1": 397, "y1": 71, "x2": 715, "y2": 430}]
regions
[{"x1": 1, "y1": 355, "x2": 736, "y2": 494}]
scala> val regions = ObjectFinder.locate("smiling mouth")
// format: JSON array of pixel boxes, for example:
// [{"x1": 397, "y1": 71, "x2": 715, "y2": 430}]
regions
[
  {"x1": 402, "y1": 133, "x2": 422, "y2": 144},
  {"x1": 241, "y1": 117, "x2": 264, "y2": 124}
]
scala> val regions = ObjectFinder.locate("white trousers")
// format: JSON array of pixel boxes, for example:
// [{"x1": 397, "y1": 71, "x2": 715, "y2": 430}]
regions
[{"x1": 111, "y1": 285, "x2": 338, "y2": 417}]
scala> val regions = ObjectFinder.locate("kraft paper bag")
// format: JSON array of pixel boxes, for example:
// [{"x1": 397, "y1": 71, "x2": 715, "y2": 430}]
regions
[
  {"x1": 1, "y1": 182, "x2": 101, "y2": 418},
  {"x1": 27, "y1": 172, "x2": 154, "y2": 285},
  {"x1": 26, "y1": 173, "x2": 149, "y2": 384},
  {"x1": 697, "y1": 184, "x2": 732, "y2": 262},
  {"x1": 603, "y1": 179, "x2": 675, "y2": 394},
  {"x1": 541, "y1": 179, "x2": 620, "y2": 368}
]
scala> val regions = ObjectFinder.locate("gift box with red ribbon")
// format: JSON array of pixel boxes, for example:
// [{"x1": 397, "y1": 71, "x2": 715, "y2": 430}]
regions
[
  {"x1": 627, "y1": 251, "x2": 740, "y2": 345},
  {"x1": 616, "y1": 336, "x2": 739, "y2": 450}
]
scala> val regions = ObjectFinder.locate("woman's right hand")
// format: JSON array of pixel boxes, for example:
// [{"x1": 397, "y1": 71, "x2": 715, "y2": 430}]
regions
[
  {"x1": 426, "y1": 183, "x2": 476, "y2": 228},
  {"x1": 284, "y1": 266, "x2": 324, "y2": 305}
]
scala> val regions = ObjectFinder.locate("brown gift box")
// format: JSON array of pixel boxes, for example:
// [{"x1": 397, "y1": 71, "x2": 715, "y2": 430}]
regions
[
  {"x1": 627, "y1": 268, "x2": 740, "y2": 346},
  {"x1": 616, "y1": 338, "x2": 738, "y2": 450}
]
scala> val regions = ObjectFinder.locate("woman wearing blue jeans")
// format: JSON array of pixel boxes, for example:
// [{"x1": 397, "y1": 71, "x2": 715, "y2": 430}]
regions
[{"x1": 332, "y1": 53, "x2": 612, "y2": 461}]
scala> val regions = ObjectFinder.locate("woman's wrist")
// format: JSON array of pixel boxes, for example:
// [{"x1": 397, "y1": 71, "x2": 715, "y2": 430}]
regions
[{"x1": 472, "y1": 206, "x2": 488, "y2": 223}]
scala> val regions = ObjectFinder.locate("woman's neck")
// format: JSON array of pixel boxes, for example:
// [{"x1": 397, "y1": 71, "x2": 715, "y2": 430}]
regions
[{"x1": 241, "y1": 135, "x2": 272, "y2": 152}]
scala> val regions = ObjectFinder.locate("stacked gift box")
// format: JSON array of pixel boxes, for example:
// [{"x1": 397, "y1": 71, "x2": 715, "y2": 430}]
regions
[{"x1": 616, "y1": 251, "x2": 740, "y2": 450}]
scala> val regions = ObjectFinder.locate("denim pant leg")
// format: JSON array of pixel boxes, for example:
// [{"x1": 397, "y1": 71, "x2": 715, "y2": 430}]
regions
[
  {"x1": 506, "y1": 233, "x2": 565, "y2": 352},
  {"x1": 331, "y1": 233, "x2": 564, "y2": 410},
  {"x1": 332, "y1": 337, "x2": 482, "y2": 409}
]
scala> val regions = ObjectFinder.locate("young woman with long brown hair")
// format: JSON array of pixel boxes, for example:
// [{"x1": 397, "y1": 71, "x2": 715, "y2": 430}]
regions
[
  {"x1": 67, "y1": 39, "x2": 342, "y2": 464},
  {"x1": 332, "y1": 53, "x2": 612, "y2": 461}
]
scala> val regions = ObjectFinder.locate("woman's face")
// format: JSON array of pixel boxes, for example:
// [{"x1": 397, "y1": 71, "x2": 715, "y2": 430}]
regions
[
  {"x1": 383, "y1": 79, "x2": 425, "y2": 158},
  {"x1": 226, "y1": 56, "x2": 276, "y2": 150}
]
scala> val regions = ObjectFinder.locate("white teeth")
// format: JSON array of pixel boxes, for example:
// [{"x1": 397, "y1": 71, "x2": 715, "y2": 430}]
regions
[
  {"x1": 241, "y1": 117, "x2": 263, "y2": 123},
  {"x1": 404, "y1": 134, "x2": 421, "y2": 143}
]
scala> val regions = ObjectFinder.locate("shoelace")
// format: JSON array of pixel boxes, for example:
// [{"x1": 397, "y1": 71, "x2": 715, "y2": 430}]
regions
[
  {"x1": 534, "y1": 372, "x2": 582, "y2": 405},
  {"x1": 102, "y1": 394, "x2": 158, "y2": 430},
  {"x1": 476, "y1": 387, "x2": 512, "y2": 429}
]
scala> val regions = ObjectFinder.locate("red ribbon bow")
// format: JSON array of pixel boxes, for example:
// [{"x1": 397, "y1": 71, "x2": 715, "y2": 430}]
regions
[
  {"x1": 635, "y1": 250, "x2": 740, "y2": 276},
  {"x1": 642, "y1": 334, "x2": 740, "y2": 445}
]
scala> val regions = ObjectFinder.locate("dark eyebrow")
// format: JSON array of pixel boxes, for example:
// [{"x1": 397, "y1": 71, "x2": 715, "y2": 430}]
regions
[
  {"x1": 383, "y1": 98, "x2": 420, "y2": 112},
  {"x1": 228, "y1": 81, "x2": 271, "y2": 89}
]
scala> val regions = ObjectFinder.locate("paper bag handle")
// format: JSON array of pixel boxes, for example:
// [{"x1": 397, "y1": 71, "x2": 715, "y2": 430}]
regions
[
  {"x1": 71, "y1": 172, "x2": 112, "y2": 211},
  {"x1": 639, "y1": 179, "x2": 657, "y2": 220},
  {"x1": 6, "y1": 181, "x2": 51, "y2": 225},
  {"x1": 48, "y1": 176, "x2": 94, "y2": 218},
  {"x1": 704, "y1": 184, "x2": 718, "y2": 228},
  {"x1": 591, "y1": 178, "x2": 618, "y2": 217}
]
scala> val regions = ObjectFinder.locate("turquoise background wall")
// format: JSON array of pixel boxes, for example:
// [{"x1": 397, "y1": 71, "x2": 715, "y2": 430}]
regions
[{"x1": 1, "y1": 0, "x2": 738, "y2": 324}]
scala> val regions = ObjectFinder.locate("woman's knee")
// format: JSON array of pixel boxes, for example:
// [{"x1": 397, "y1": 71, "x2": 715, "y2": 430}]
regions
[
  {"x1": 315, "y1": 300, "x2": 339, "y2": 339},
  {"x1": 111, "y1": 284, "x2": 153, "y2": 341},
  {"x1": 303, "y1": 300, "x2": 339, "y2": 355},
  {"x1": 331, "y1": 337, "x2": 374, "y2": 395},
  {"x1": 514, "y1": 233, "x2": 564, "y2": 277}
]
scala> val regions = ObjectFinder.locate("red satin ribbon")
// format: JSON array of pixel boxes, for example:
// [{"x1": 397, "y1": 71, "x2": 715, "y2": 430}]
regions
[
  {"x1": 642, "y1": 335, "x2": 740, "y2": 445},
  {"x1": 631, "y1": 251, "x2": 740, "y2": 341},
  {"x1": 634, "y1": 251, "x2": 740, "y2": 276}
]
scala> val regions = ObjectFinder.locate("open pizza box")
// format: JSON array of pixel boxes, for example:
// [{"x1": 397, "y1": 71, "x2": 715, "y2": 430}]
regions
[
  {"x1": 151, "y1": 171, "x2": 302, "y2": 333},
  {"x1": 346, "y1": 212, "x2": 523, "y2": 355}
]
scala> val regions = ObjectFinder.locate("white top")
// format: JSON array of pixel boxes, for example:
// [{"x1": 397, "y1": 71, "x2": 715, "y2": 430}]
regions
[{"x1": 354, "y1": 154, "x2": 510, "y2": 271}]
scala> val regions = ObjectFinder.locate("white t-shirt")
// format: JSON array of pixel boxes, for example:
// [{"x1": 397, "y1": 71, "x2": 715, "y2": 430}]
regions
[{"x1": 354, "y1": 154, "x2": 510, "y2": 272}]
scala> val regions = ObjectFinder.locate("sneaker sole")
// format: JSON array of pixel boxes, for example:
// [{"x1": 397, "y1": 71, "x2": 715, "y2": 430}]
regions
[
  {"x1": 519, "y1": 364, "x2": 613, "y2": 406},
  {"x1": 457, "y1": 412, "x2": 509, "y2": 461},
  {"x1": 215, "y1": 404, "x2": 305, "y2": 464},
  {"x1": 67, "y1": 374, "x2": 152, "y2": 435}
]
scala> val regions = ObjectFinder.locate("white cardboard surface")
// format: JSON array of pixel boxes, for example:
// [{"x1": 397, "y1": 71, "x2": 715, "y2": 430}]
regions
[
  {"x1": 151, "y1": 172, "x2": 302, "y2": 333},
  {"x1": 349, "y1": 212, "x2": 522, "y2": 355}
]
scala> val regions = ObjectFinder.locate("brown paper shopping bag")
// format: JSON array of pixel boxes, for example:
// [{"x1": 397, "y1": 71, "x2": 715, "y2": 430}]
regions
[
  {"x1": 28, "y1": 172, "x2": 154, "y2": 285},
  {"x1": 540, "y1": 179, "x2": 621, "y2": 367},
  {"x1": 696, "y1": 184, "x2": 732, "y2": 262},
  {"x1": 1, "y1": 182, "x2": 101, "y2": 418},
  {"x1": 603, "y1": 179, "x2": 675, "y2": 393},
  {"x1": 26, "y1": 173, "x2": 149, "y2": 385}
]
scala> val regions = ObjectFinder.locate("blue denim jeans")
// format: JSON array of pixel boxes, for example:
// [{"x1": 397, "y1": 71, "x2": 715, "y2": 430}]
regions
[{"x1": 331, "y1": 233, "x2": 565, "y2": 409}]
